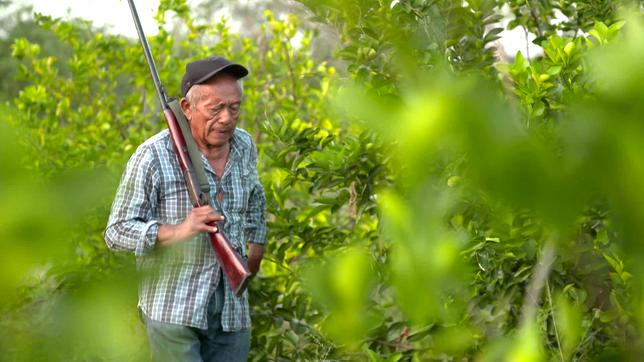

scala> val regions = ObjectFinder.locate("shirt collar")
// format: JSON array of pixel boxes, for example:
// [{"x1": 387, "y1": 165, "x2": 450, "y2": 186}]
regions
[{"x1": 164, "y1": 129, "x2": 241, "y2": 176}]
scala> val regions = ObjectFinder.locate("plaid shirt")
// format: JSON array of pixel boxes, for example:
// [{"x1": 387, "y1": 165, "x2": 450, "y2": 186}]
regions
[{"x1": 105, "y1": 128, "x2": 267, "y2": 331}]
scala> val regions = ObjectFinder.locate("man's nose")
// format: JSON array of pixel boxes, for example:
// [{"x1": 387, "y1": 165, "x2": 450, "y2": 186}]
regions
[{"x1": 219, "y1": 108, "x2": 234, "y2": 124}]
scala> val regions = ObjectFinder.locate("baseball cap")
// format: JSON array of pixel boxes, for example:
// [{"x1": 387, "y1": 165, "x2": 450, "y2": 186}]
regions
[{"x1": 181, "y1": 56, "x2": 249, "y2": 97}]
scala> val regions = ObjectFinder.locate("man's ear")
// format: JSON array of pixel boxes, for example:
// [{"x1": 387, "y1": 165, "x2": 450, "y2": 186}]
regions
[{"x1": 180, "y1": 98, "x2": 192, "y2": 121}]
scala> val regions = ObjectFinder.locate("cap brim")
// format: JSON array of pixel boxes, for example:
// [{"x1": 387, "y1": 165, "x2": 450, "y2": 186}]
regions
[{"x1": 194, "y1": 63, "x2": 249, "y2": 85}]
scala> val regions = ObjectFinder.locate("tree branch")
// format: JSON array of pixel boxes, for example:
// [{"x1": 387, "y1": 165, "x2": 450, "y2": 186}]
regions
[{"x1": 520, "y1": 233, "x2": 557, "y2": 327}]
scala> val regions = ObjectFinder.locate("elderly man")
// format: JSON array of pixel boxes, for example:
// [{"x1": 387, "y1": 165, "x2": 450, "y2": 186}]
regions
[{"x1": 105, "y1": 56, "x2": 266, "y2": 362}]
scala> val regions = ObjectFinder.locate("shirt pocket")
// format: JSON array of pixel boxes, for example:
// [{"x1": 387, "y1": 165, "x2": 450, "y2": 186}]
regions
[
  {"x1": 158, "y1": 172, "x2": 192, "y2": 224},
  {"x1": 227, "y1": 163, "x2": 251, "y2": 214}
]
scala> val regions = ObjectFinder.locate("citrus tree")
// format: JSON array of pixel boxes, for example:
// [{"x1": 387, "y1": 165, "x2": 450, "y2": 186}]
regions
[
  {"x1": 3, "y1": 0, "x2": 644, "y2": 360},
  {"x1": 293, "y1": 0, "x2": 644, "y2": 360},
  {"x1": 3, "y1": 1, "x2": 368, "y2": 359}
]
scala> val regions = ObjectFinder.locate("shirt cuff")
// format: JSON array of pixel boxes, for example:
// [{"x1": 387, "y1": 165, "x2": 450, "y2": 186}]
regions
[
  {"x1": 135, "y1": 220, "x2": 159, "y2": 257},
  {"x1": 246, "y1": 224, "x2": 267, "y2": 245}
]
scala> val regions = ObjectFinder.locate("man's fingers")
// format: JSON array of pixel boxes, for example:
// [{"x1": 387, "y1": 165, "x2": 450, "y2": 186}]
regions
[
  {"x1": 198, "y1": 224, "x2": 218, "y2": 233},
  {"x1": 193, "y1": 205, "x2": 221, "y2": 217},
  {"x1": 185, "y1": 206, "x2": 224, "y2": 235},
  {"x1": 202, "y1": 212, "x2": 224, "y2": 223},
  {"x1": 190, "y1": 206, "x2": 224, "y2": 222}
]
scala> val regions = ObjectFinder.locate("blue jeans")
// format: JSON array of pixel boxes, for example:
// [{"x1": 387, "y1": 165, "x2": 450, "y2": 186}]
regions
[{"x1": 142, "y1": 278, "x2": 250, "y2": 362}]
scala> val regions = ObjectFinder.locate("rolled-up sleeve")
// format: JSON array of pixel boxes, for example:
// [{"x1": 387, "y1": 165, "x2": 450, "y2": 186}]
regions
[
  {"x1": 105, "y1": 146, "x2": 160, "y2": 257},
  {"x1": 245, "y1": 141, "x2": 267, "y2": 245}
]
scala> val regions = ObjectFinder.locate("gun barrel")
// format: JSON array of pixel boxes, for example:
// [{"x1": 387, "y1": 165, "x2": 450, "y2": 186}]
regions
[{"x1": 126, "y1": 0, "x2": 167, "y2": 107}]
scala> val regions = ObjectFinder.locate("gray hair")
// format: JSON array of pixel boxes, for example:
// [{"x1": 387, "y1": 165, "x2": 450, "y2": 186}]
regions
[{"x1": 185, "y1": 84, "x2": 203, "y2": 111}]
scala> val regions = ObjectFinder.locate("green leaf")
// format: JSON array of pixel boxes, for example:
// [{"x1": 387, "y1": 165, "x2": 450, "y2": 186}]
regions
[{"x1": 546, "y1": 66, "x2": 562, "y2": 76}]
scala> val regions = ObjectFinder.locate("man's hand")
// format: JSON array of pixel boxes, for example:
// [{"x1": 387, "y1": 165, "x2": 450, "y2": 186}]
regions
[
  {"x1": 247, "y1": 243, "x2": 265, "y2": 275},
  {"x1": 157, "y1": 205, "x2": 224, "y2": 246}
]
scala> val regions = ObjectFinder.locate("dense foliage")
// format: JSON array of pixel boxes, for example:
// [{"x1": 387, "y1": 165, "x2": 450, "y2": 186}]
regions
[{"x1": 2, "y1": 0, "x2": 644, "y2": 361}]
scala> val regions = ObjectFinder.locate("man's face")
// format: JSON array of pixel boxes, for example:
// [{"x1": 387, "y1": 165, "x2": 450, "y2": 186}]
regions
[{"x1": 185, "y1": 75, "x2": 242, "y2": 150}]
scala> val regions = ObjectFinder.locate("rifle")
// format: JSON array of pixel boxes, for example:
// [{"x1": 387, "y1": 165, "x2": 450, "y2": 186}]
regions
[{"x1": 126, "y1": 0, "x2": 252, "y2": 296}]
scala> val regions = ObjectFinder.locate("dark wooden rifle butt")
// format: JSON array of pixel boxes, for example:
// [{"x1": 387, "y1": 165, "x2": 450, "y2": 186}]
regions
[{"x1": 209, "y1": 232, "x2": 252, "y2": 296}]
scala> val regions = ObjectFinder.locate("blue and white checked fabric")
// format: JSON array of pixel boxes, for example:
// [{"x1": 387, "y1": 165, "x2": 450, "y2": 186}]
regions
[{"x1": 105, "y1": 128, "x2": 267, "y2": 331}]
